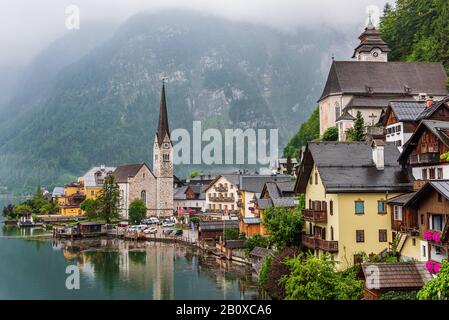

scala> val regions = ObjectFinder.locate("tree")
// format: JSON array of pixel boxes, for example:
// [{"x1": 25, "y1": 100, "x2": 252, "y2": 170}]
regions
[
  {"x1": 188, "y1": 170, "x2": 200, "y2": 179},
  {"x1": 322, "y1": 127, "x2": 339, "y2": 141},
  {"x1": 128, "y1": 198, "x2": 147, "y2": 224},
  {"x1": 262, "y1": 205, "x2": 303, "y2": 249},
  {"x1": 2, "y1": 204, "x2": 14, "y2": 218},
  {"x1": 417, "y1": 260, "x2": 449, "y2": 300},
  {"x1": 281, "y1": 253, "x2": 364, "y2": 300},
  {"x1": 223, "y1": 227, "x2": 240, "y2": 241},
  {"x1": 244, "y1": 234, "x2": 271, "y2": 254},
  {"x1": 80, "y1": 199, "x2": 101, "y2": 220},
  {"x1": 190, "y1": 217, "x2": 200, "y2": 226},
  {"x1": 97, "y1": 175, "x2": 120, "y2": 223},
  {"x1": 12, "y1": 204, "x2": 33, "y2": 218},
  {"x1": 284, "y1": 107, "x2": 320, "y2": 158},
  {"x1": 346, "y1": 111, "x2": 365, "y2": 142},
  {"x1": 262, "y1": 247, "x2": 301, "y2": 300}
]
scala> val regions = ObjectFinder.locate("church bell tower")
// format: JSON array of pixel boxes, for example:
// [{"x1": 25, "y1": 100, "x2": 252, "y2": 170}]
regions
[
  {"x1": 153, "y1": 81, "x2": 174, "y2": 217},
  {"x1": 352, "y1": 16, "x2": 391, "y2": 62}
]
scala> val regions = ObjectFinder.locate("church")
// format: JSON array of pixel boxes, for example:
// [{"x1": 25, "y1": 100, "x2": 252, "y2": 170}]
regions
[
  {"x1": 319, "y1": 18, "x2": 449, "y2": 141},
  {"x1": 114, "y1": 83, "x2": 174, "y2": 218}
]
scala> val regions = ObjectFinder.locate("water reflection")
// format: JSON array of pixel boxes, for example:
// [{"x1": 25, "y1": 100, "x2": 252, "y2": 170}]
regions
[{"x1": 52, "y1": 239, "x2": 259, "y2": 300}]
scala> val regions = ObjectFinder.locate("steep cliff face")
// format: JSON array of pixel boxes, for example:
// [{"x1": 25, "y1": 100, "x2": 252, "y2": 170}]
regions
[{"x1": 0, "y1": 10, "x2": 348, "y2": 191}]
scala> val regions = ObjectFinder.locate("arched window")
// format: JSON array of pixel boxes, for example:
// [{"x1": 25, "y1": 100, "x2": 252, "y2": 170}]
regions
[
  {"x1": 335, "y1": 102, "x2": 341, "y2": 120},
  {"x1": 331, "y1": 226, "x2": 334, "y2": 241},
  {"x1": 141, "y1": 190, "x2": 146, "y2": 204}
]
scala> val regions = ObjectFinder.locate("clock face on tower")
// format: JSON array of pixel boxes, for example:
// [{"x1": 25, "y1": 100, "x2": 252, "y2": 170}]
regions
[
  {"x1": 163, "y1": 143, "x2": 170, "y2": 149},
  {"x1": 372, "y1": 51, "x2": 379, "y2": 57}
]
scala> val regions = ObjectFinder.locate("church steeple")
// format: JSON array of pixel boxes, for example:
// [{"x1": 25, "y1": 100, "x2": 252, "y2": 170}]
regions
[
  {"x1": 156, "y1": 82, "x2": 170, "y2": 146},
  {"x1": 352, "y1": 18, "x2": 391, "y2": 62}
]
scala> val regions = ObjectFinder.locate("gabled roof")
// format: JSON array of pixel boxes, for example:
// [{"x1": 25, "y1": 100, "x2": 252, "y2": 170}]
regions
[
  {"x1": 319, "y1": 61, "x2": 448, "y2": 102},
  {"x1": 359, "y1": 263, "x2": 432, "y2": 290},
  {"x1": 239, "y1": 175, "x2": 292, "y2": 193},
  {"x1": 383, "y1": 101, "x2": 427, "y2": 125},
  {"x1": 417, "y1": 96, "x2": 449, "y2": 120},
  {"x1": 112, "y1": 163, "x2": 153, "y2": 183},
  {"x1": 204, "y1": 174, "x2": 241, "y2": 192},
  {"x1": 401, "y1": 181, "x2": 449, "y2": 208},
  {"x1": 250, "y1": 247, "x2": 274, "y2": 259},
  {"x1": 198, "y1": 220, "x2": 239, "y2": 231},
  {"x1": 336, "y1": 110, "x2": 356, "y2": 122},
  {"x1": 52, "y1": 187, "x2": 65, "y2": 197},
  {"x1": 295, "y1": 142, "x2": 413, "y2": 193},
  {"x1": 399, "y1": 120, "x2": 449, "y2": 163},
  {"x1": 386, "y1": 192, "x2": 417, "y2": 206}
]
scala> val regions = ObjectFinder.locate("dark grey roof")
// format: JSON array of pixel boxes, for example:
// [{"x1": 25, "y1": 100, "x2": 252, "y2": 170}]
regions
[
  {"x1": 257, "y1": 199, "x2": 273, "y2": 209},
  {"x1": 296, "y1": 142, "x2": 413, "y2": 193},
  {"x1": 389, "y1": 101, "x2": 427, "y2": 122},
  {"x1": 198, "y1": 220, "x2": 239, "y2": 231},
  {"x1": 346, "y1": 96, "x2": 416, "y2": 109},
  {"x1": 156, "y1": 83, "x2": 170, "y2": 146},
  {"x1": 222, "y1": 174, "x2": 241, "y2": 186},
  {"x1": 421, "y1": 120, "x2": 449, "y2": 145},
  {"x1": 272, "y1": 198, "x2": 297, "y2": 207},
  {"x1": 319, "y1": 61, "x2": 448, "y2": 101},
  {"x1": 405, "y1": 181, "x2": 449, "y2": 207},
  {"x1": 387, "y1": 192, "x2": 417, "y2": 205},
  {"x1": 336, "y1": 110, "x2": 356, "y2": 122},
  {"x1": 174, "y1": 186, "x2": 189, "y2": 200},
  {"x1": 112, "y1": 163, "x2": 147, "y2": 183},
  {"x1": 250, "y1": 247, "x2": 274, "y2": 259},
  {"x1": 224, "y1": 240, "x2": 246, "y2": 249},
  {"x1": 417, "y1": 97, "x2": 449, "y2": 120},
  {"x1": 52, "y1": 187, "x2": 65, "y2": 197},
  {"x1": 239, "y1": 175, "x2": 292, "y2": 193},
  {"x1": 360, "y1": 263, "x2": 432, "y2": 290}
]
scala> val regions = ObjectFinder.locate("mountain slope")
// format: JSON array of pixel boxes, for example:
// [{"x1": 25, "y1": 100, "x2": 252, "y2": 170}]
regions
[{"x1": 0, "y1": 10, "x2": 349, "y2": 191}]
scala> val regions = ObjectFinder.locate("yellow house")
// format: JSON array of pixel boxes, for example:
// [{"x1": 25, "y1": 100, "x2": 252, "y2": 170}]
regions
[
  {"x1": 55, "y1": 165, "x2": 116, "y2": 216},
  {"x1": 295, "y1": 141, "x2": 413, "y2": 270}
]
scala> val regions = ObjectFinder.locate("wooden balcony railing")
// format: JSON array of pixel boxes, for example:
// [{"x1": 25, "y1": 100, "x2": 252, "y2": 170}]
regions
[
  {"x1": 409, "y1": 153, "x2": 440, "y2": 165},
  {"x1": 303, "y1": 209, "x2": 327, "y2": 223},
  {"x1": 215, "y1": 186, "x2": 228, "y2": 192},
  {"x1": 302, "y1": 234, "x2": 338, "y2": 253},
  {"x1": 209, "y1": 196, "x2": 235, "y2": 203}
]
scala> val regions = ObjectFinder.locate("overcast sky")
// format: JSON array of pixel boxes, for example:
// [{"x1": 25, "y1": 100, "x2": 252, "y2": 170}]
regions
[{"x1": 1, "y1": 0, "x2": 391, "y2": 67}]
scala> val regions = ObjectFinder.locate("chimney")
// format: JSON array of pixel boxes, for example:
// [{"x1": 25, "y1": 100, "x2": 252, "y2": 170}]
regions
[
  {"x1": 426, "y1": 97, "x2": 434, "y2": 108},
  {"x1": 372, "y1": 140, "x2": 385, "y2": 171}
]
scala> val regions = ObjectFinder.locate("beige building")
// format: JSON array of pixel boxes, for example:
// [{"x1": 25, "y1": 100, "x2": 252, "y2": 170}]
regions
[{"x1": 204, "y1": 174, "x2": 241, "y2": 217}]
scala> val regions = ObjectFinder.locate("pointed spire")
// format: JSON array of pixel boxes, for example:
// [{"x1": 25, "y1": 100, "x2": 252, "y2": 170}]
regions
[
  {"x1": 156, "y1": 81, "x2": 170, "y2": 145},
  {"x1": 367, "y1": 10, "x2": 375, "y2": 29}
]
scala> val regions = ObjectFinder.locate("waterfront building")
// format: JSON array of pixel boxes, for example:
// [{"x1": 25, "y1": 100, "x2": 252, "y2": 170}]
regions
[
  {"x1": 174, "y1": 184, "x2": 207, "y2": 217},
  {"x1": 57, "y1": 182, "x2": 85, "y2": 216},
  {"x1": 79, "y1": 165, "x2": 116, "y2": 199},
  {"x1": 294, "y1": 141, "x2": 413, "y2": 270},
  {"x1": 204, "y1": 174, "x2": 241, "y2": 217},
  {"x1": 319, "y1": 21, "x2": 448, "y2": 137}
]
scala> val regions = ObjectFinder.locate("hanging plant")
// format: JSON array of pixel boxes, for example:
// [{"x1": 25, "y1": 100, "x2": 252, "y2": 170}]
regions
[{"x1": 424, "y1": 230, "x2": 433, "y2": 241}]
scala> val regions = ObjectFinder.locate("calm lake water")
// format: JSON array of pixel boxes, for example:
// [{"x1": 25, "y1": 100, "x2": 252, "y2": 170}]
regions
[{"x1": 0, "y1": 199, "x2": 259, "y2": 300}]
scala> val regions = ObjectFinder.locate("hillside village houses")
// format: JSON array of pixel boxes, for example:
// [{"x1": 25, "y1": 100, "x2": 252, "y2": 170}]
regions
[{"x1": 319, "y1": 18, "x2": 448, "y2": 140}]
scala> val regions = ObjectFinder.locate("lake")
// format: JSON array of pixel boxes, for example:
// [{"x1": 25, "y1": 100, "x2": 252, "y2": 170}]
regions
[{"x1": 0, "y1": 199, "x2": 259, "y2": 300}]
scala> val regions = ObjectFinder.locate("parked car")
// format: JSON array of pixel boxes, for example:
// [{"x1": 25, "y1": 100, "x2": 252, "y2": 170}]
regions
[
  {"x1": 162, "y1": 222, "x2": 175, "y2": 227},
  {"x1": 172, "y1": 229, "x2": 183, "y2": 237},
  {"x1": 143, "y1": 227, "x2": 158, "y2": 234},
  {"x1": 163, "y1": 229, "x2": 174, "y2": 236}
]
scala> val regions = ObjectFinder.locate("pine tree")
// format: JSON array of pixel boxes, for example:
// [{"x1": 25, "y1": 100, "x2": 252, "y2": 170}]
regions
[
  {"x1": 97, "y1": 175, "x2": 120, "y2": 223},
  {"x1": 346, "y1": 111, "x2": 365, "y2": 142}
]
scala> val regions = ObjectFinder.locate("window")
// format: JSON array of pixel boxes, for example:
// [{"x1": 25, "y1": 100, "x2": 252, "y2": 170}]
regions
[
  {"x1": 394, "y1": 206, "x2": 403, "y2": 221},
  {"x1": 422, "y1": 245, "x2": 427, "y2": 258},
  {"x1": 310, "y1": 175, "x2": 313, "y2": 185},
  {"x1": 355, "y1": 201, "x2": 365, "y2": 215},
  {"x1": 330, "y1": 200, "x2": 334, "y2": 216},
  {"x1": 330, "y1": 226, "x2": 334, "y2": 241},
  {"x1": 163, "y1": 154, "x2": 170, "y2": 161},
  {"x1": 377, "y1": 200, "x2": 386, "y2": 214},
  {"x1": 309, "y1": 199, "x2": 312, "y2": 209},
  {"x1": 141, "y1": 190, "x2": 146, "y2": 204},
  {"x1": 436, "y1": 247, "x2": 442, "y2": 255},
  {"x1": 438, "y1": 168, "x2": 443, "y2": 179},
  {"x1": 315, "y1": 172, "x2": 318, "y2": 185},
  {"x1": 429, "y1": 168, "x2": 436, "y2": 180},
  {"x1": 90, "y1": 190, "x2": 95, "y2": 197},
  {"x1": 422, "y1": 169, "x2": 427, "y2": 180},
  {"x1": 420, "y1": 214, "x2": 424, "y2": 225},
  {"x1": 432, "y1": 214, "x2": 443, "y2": 231},
  {"x1": 379, "y1": 230, "x2": 387, "y2": 242},
  {"x1": 412, "y1": 238, "x2": 416, "y2": 246},
  {"x1": 335, "y1": 103, "x2": 341, "y2": 120},
  {"x1": 356, "y1": 230, "x2": 365, "y2": 243}
]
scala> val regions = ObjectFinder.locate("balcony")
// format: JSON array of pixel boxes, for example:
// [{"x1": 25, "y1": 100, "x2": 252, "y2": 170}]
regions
[
  {"x1": 209, "y1": 196, "x2": 235, "y2": 203},
  {"x1": 409, "y1": 152, "x2": 440, "y2": 165},
  {"x1": 215, "y1": 185, "x2": 228, "y2": 192},
  {"x1": 303, "y1": 209, "x2": 327, "y2": 223},
  {"x1": 302, "y1": 234, "x2": 338, "y2": 253}
]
